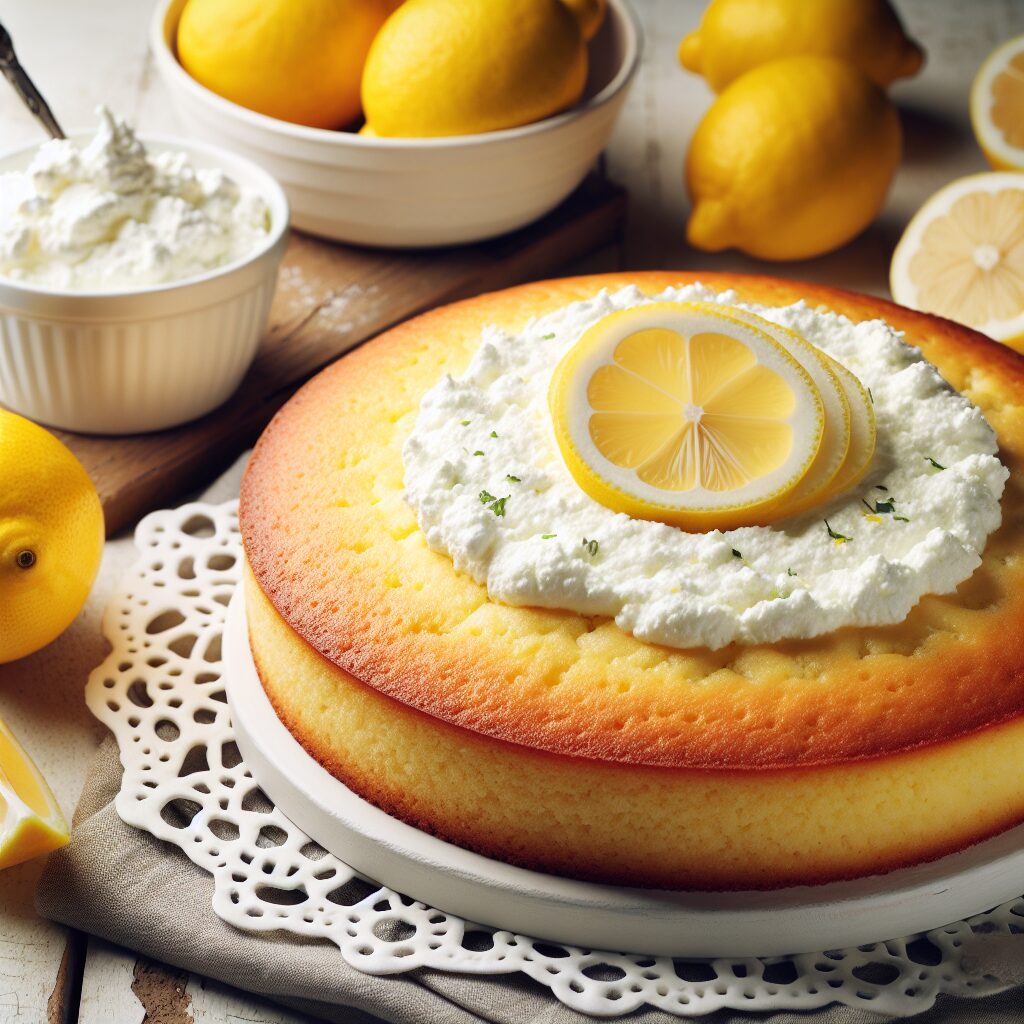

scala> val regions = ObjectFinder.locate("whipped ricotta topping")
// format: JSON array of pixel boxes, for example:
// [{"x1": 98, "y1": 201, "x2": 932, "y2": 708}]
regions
[
  {"x1": 0, "y1": 108, "x2": 270, "y2": 291},
  {"x1": 403, "y1": 285, "x2": 1008, "y2": 650}
]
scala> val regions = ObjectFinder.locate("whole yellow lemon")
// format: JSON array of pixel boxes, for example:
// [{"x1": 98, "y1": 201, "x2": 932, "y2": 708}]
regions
[
  {"x1": 560, "y1": 0, "x2": 606, "y2": 42},
  {"x1": 0, "y1": 411, "x2": 104, "y2": 665},
  {"x1": 361, "y1": 0, "x2": 587, "y2": 138},
  {"x1": 679, "y1": 0, "x2": 923, "y2": 93},
  {"x1": 177, "y1": 0, "x2": 396, "y2": 129},
  {"x1": 686, "y1": 55, "x2": 902, "y2": 262}
]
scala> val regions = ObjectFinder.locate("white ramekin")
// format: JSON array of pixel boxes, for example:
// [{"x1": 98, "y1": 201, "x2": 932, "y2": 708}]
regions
[
  {"x1": 151, "y1": 0, "x2": 641, "y2": 247},
  {"x1": 0, "y1": 135, "x2": 289, "y2": 435}
]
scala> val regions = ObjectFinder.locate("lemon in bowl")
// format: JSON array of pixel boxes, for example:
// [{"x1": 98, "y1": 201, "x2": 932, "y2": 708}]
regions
[
  {"x1": 153, "y1": 0, "x2": 641, "y2": 246},
  {"x1": 178, "y1": 0, "x2": 397, "y2": 129},
  {"x1": 361, "y1": 0, "x2": 587, "y2": 138}
]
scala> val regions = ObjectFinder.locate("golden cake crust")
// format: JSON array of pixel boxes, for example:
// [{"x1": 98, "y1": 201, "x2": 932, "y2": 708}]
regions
[{"x1": 240, "y1": 272, "x2": 1024, "y2": 772}]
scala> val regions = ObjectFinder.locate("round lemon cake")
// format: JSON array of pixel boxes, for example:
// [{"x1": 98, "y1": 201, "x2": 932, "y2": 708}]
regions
[{"x1": 240, "y1": 272, "x2": 1024, "y2": 890}]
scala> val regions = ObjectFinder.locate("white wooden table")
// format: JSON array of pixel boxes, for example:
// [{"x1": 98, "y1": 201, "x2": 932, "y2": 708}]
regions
[{"x1": 1, "y1": 1, "x2": 1022, "y2": 1020}]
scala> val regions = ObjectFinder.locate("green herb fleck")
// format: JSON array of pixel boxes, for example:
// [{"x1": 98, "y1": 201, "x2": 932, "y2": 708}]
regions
[
  {"x1": 479, "y1": 491, "x2": 509, "y2": 516},
  {"x1": 490, "y1": 430, "x2": 498, "y2": 438},
  {"x1": 541, "y1": 533, "x2": 557, "y2": 539},
  {"x1": 460, "y1": 419, "x2": 471, "y2": 426},
  {"x1": 542, "y1": 332, "x2": 555, "y2": 340},
  {"x1": 787, "y1": 568, "x2": 797, "y2": 577},
  {"x1": 926, "y1": 456, "x2": 946, "y2": 471},
  {"x1": 875, "y1": 484, "x2": 889, "y2": 492},
  {"x1": 894, "y1": 515, "x2": 910, "y2": 523},
  {"x1": 825, "y1": 520, "x2": 852, "y2": 544},
  {"x1": 732, "y1": 548, "x2": 743, "y2": 559},
  {"x1": 581, "y1": 537, "x2": 599, "y2": 557},
  {"x1": 862, "y1": 496, "x2": 896, "y2": 515},
  {"x1": 506, "y1": 474, "x2": 521, "y2": 483},
  {"x1": 867, "y1": 387, "x2": 874, "y2": 404},
  {"x1": 473, "y1": 450, "x2": 485, "y2": 456}
]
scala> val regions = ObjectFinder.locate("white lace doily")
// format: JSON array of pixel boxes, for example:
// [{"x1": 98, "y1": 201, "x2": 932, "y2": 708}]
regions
[{"x1": 87, "y1": 499, "x2": 1023, "y2": 1018}]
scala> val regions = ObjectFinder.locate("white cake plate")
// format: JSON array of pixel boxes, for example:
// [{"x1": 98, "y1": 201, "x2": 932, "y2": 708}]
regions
[{"x1": 224, "y1": 588, "x2": 1024, "y2": 959}]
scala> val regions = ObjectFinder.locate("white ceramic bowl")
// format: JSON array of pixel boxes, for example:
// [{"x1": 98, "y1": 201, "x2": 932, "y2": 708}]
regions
[
  {"x1": 151, "y1": 0, "x2": 641, "y2": 247},
  {"x1": 0, "y1": 135, "x2": 289, "y2": 436}
]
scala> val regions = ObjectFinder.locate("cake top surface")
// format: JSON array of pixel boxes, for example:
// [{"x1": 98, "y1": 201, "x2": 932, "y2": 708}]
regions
[
  {"x1": 240, "y1": 272, "x2": 1024, "y2": 770},
  {"x1": 401, "y1": 284, "x2": 1006, "y2": 650}
]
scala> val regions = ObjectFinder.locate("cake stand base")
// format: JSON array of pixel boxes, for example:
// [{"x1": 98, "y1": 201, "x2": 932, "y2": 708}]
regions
[{"x1": 225, "y1": 588, "x2": 1024, "y2": 959}]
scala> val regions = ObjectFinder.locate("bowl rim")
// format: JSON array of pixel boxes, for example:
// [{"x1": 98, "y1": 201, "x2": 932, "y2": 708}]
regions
[
  {"x1": 150, "y1": 0, "x2": 643, "y2": 150},
  {"x1": 0, "y1": 131, "x2": 290, "y2": 302}
]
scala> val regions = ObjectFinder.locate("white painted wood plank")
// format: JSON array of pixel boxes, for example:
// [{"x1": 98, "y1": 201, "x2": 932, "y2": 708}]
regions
[
  {"x1": 188, "y1": 975, "x2": 318, "y2": 1024},
  {"x1": 77, "y1": 940, "x2": 145, "y2": 1024},
  {"x1": 0, "y1": 878, "x2": 62, "y2": 1024}
]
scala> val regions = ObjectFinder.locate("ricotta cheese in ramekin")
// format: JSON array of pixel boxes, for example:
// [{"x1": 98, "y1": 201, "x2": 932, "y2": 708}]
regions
[
  {"x1": 403, "y1": 285, "x2": 1008, "y2": 650},
  {"x1": 0, "y1": 107, "x2": 269, "y2": 291}
]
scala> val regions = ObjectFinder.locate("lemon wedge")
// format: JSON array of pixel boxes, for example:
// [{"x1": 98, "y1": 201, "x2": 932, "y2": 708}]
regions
[
  {"x1": 0, "y1": 716, "x2": 68, "y2": 870},
  {"x1": 548, "y1": 302, "x2": 825, "y2": 530},
  {"x1": 890, "y1": 172, "x2": 1024, "y2": 350},
  {"x1": 971, "y1": 34, "x2": 1024, "y2": 172}
]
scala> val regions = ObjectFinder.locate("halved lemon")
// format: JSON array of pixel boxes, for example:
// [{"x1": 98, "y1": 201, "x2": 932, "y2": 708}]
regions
[
  {"x1": 890, "y1": 172, "x2": 1024, "y2": 350},
  {"x1": 548, "y1": 302, "x2": 825, "y2": 530},
  {"x1": 971, "y1": 34, "x2": 1024, "y2": 171},
  {"x1": 0, "y1": 716, "x2": 68, "y2": 871},
  {"x1": 714, "y1": 310, "x2": 856, "y2": 512}
]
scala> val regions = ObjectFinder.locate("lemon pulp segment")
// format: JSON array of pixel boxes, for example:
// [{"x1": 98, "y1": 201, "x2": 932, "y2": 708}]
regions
[
  {"x1": 890, "y1": 173, "x2": 1024, "y2": 348},
  {"x1": 549, "y1": 303, "x2": 826, "y2": 529},
  {"x1": 0, "y1": 717, "x2": 68, "y2": 871}
]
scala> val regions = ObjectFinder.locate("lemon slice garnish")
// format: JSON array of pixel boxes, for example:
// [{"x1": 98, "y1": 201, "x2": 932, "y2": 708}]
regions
[
  {"x1": 714, "y1": 310, "x2": 853, "y2": 512},
  {"x1": 0, "y1": 716, "x2": 68, "y2": 871},
  {"x1": 548, "y1": 302, "x2": 826, "y2": 530},
  {"x1": 890, "y1": 172, "x2": 1024, "y2": 350},
  {"x1": 824, "y1": 355, "x2": 877, "y2": 495},
  {"x1": 971, "y1": 34, "x2": 1024, "y2": 172}
]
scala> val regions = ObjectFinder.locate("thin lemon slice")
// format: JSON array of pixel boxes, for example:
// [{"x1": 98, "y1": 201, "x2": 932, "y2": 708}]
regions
[
  {"x1": 824, "y1": 356, "x2": 876, "y2": 494},
  {"x1": 890, "y1": 172, "x2": 1024, "y2": 350},
  {"x1": 713, "y1": 309, "x2": 853, "y2": 512},
  {"x1": 549, "y1": 302, "x2": 825, "y2": 530},
  {"x1": 0, "y1": 716, "x2": 68, "y2": 871},
  {"x1": 971, "y1": 34, "x2": 1024, "y2": 171}
]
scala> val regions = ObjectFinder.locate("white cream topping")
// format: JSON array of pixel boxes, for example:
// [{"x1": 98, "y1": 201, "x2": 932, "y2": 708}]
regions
[
  {"x1": 0, "y1": 108, "x2": 269, "y2": 291},
  {"x1": 403, "y1": 285, "x2": 1008, "y2": 650}
]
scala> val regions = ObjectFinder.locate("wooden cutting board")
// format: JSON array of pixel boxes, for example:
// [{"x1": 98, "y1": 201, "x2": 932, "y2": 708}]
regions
[{"x1": 55, "y1": 176, "x2": 626, "y2": 536}]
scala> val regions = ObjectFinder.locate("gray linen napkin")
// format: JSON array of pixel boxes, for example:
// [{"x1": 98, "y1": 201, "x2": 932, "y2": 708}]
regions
[{"x1": 35, "y1": 458, "x2": 1024, "y2": 1023}]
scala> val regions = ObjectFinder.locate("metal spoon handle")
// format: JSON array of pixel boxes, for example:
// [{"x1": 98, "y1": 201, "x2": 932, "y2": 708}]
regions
[{"x1": 0, "y1": 21, "x2": 65, "y2": 139}]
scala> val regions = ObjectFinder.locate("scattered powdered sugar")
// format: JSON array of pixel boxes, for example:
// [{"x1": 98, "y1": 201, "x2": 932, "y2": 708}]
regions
[
  {"x1": 0, "y1": 107, "x2": 270, "y2": 291},
  {"x1": 403, "y1": 285, "x2": 1008, "y2": 650}
]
